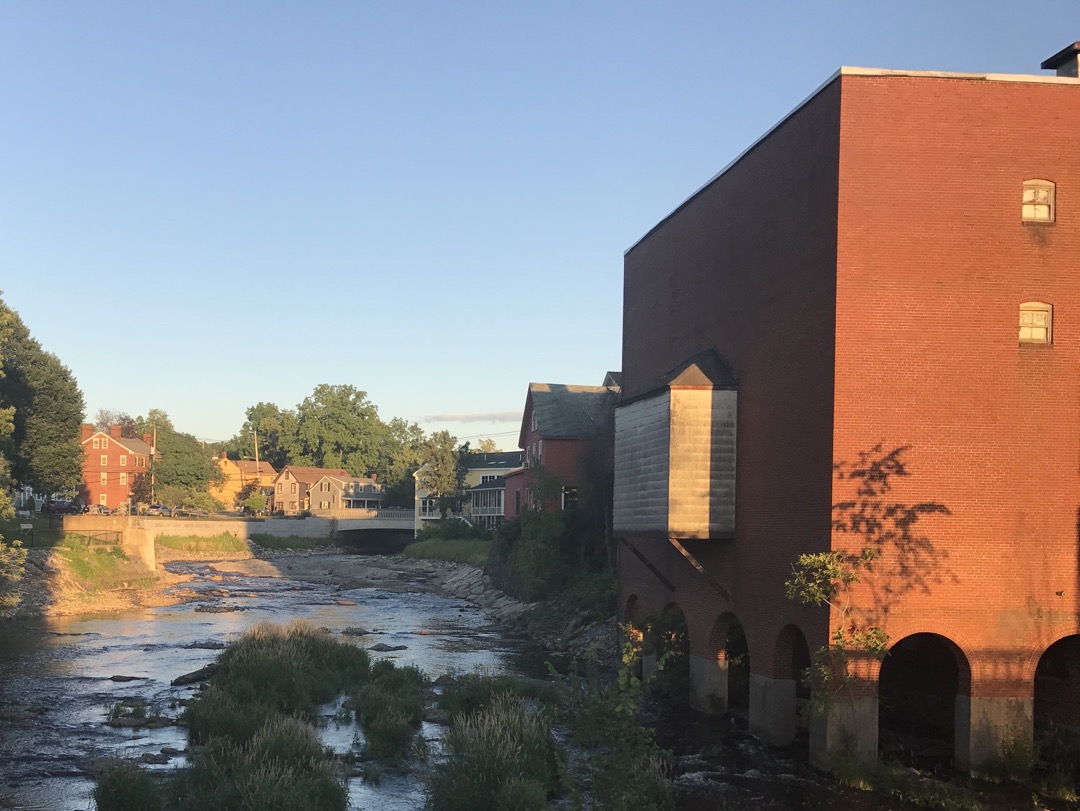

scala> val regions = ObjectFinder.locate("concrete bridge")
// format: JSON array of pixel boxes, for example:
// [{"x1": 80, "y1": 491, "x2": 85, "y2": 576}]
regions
[{"x1": 64, "y1": 510, "x2": 415, "y2": 569}]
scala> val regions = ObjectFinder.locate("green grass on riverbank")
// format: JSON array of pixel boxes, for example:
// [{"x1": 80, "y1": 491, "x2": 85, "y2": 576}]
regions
[
  {"x1": 57, "y1": 537, "x2": 156, "y2": 592},
  {"x1": 248, "y1": 533, "x2": 336, "y2": 551},
  {"x1": 401, "y1": 538, "x2": 491, "y2": 567},
  {"x1": 155, "y1": 533, "x2": 248, "y2": 554}
]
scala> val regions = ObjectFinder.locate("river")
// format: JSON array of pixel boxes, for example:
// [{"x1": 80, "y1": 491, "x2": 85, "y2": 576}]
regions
[{"x1": 0, "y1": 554, "x2": 546, "y2": 811}]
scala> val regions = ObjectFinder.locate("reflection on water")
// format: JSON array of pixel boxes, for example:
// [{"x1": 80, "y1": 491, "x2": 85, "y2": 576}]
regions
[{"x1": 0, "y1": 561, "x2": 541, "y2": 810}]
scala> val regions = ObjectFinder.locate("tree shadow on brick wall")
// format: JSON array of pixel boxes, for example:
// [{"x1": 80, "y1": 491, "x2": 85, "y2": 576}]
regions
[{"x1": 832, "y1": 442, "x2": 956, "y2": 626}]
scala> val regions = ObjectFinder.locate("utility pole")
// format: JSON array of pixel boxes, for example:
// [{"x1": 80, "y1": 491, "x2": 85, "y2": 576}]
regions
[{"x1": 150, "y1": 423, "x2": 157, "y2": 503}]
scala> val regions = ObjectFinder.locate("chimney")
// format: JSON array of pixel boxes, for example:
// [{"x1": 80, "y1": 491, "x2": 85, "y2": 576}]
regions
[
  {"x1": 81, "y1": 424, "x2": 94, "y2": 441},
  {"x1": 220, "y1": 451, "x2": 228, "y2": 460},
  {"x1": 1042, "y1": 41, "x2": 1080, "y2": 77},
  {"x1": 110, "y1": 425, "x2": 122, "y2": 439},
  {"x1": 143, "y1": 433, "x2": 153, "y2": 446}
]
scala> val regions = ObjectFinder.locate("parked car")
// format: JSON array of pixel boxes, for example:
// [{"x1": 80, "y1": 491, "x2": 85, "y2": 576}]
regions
[
  {"x1": 174, "y1": 507, "x2": 210, "y2": 519},
  {"x1": 145, "y1": 504, "x2": 172, "y2": 517},
  {"x1": 43, "y1": 500, "x2": 80, "y2": 515}
]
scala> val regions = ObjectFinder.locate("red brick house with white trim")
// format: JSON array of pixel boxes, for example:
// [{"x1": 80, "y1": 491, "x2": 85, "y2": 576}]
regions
[{"x1": 78, "y1": 424, "x2": 154, "y2": 510}]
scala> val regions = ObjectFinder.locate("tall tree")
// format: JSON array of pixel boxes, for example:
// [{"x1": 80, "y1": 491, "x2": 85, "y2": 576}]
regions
[
  {"x1": 140, "y1": 411, "x2": 223, "y2": 507},
  {"x1": 417, "y1": 431, "x2": 468, "y2": 519},
  {"x1": 377, "y1": 417, "x2": 427, "y2": 506},
  {"x1": 94, "y1": 409, "x2": 137, "y2": 436},
  {"x1": 476, "y1": 437, "x2": 500, "y2": 453},
  {"x1": 0, "y1": 296, "x2": 85, "y2": 498},
  {"x1": 295, "y1": 384, "x2": 386, "y2": 474},
  {"x1": 230, "y1": 402, "x2": 300, "y2": 470}
]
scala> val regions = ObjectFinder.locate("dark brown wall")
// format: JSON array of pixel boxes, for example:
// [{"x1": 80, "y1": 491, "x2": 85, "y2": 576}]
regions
[{"x1": 620, "y1": 80, "x2": 843, "y2": 670}]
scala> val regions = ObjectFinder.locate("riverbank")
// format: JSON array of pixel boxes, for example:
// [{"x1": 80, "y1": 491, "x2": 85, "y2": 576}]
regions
[{"x1": 6, "y1": 545, "x2": 616, "y2": 665}]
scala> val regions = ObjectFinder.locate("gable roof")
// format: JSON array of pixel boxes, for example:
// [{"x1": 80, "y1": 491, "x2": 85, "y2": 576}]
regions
[
  {"x1": 234, "y1": 460, "x2": 277, "y2": 477},
  {"x1": 519, "y1": 382, "x2": 619, "y2": 447},
  {"x1": 621, "y1": 349, "x2": 738, "y2": 404},
  {"x1": 82, "y1": 430, "x2": 153, "y2": 457},
  {"x1": 275, "y1": 465, "x2": 350, "y2": 485},
  {"x1": 464, "y1": 451, "x2": 523, "y2": 471}
]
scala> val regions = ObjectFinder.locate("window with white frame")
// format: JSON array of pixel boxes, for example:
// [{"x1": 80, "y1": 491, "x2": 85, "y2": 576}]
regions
[
  {"x1": 561, "y1": 486, "x2": 579, "y2": 511},
  {"x1": 481, "y1": 475, "x2": 500, "y2": 483},
  {"x1": 120, "y1": 455, "x2": 127, "y2": 467},
  {"x1": 100, "y1": 472, "x2": 107, "y2": 485},
  {"x1": 1022, "y1": 180, "x2": 1055, "y2": 223},
  {"x1": 100, "y1": 455, "x2": 108, "y2": 466},
  {"x1": 120, "y1": 472, "x2": 127, "y2": 486},
  {"x1": 1020, "y1": 301, "x2": 1053, "y2": 344},
  {"x1": 102, "y1": 438, "x2": 109, "y2": 449},
  {"x1": 92, "y1": 438, "x2": 100, "y2": 449}
]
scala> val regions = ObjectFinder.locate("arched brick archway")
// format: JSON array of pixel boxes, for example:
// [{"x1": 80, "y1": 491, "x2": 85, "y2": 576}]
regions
[
  {"x1": 689, "y1": 612, "x2": 749, "y2": 717},
  {"x1": 623, "y1": 594, "x2": 640, "y2": 623},
  {"x1": 654, "y1": 602, "x2": 690, "y2": 703},
  {"x1": 752, "y1": 624, "x2": 812, "y2": 748},
  {"x1": 879, "y1": 633, "x2": 971, "y2": 769},
  {"x1": 1035, "y1": 634, "x2": 1080, "y2": 770}
]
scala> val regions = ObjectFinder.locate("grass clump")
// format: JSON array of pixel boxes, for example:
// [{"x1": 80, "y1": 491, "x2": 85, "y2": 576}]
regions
[
  {"x1": 437, "y1": 671, "x2": 556, "y2": 718},
  {"x1": 401, "y1": 537, "x2": 491, "y2": 567},
  {"x1": 351, "y1": 659, "x2": 428, "y2": 762},
  {"x1": 831, "y1": 747, "x2": 983, "y2": 811},
  {"x1": 57, "y1": 538, "x2": 155, "y2": 592},
  {"x1": 93, "y1": 759, "x2": 164, "y2": 811},
  {"x1": 185, "y1": 621, "x2": 371, "y2": 741},
  {"x1": 249, "y1": 533, "x2": 336, "y2": 551},
  {"x1": 169, "y1": 716, "x2": 346, "y2": 811},
  {"x1": 428, "y1": 692, "x2": 560, "y2": 811},
  {"x1": 155, "y1": 533, "x2": 248, "y2": 554}
]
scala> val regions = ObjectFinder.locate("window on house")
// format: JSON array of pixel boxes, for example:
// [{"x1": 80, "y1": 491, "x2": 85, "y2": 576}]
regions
[
  {"x1": 277, "y1": 483, "x2": 282, "y2": 493},
  {"x1": 291, "y1": 483, "x2": 297, "y2": 494},
  {"x1": 531, "y1": 411, "x2": 537, "y2": 432},
  {"x1": 562, "y1": 486, "x2": 579, "y2": 511},
  {"x1": 99, "y1": 494, "x2": 107, "y2": 506},
  {"x1": 101, "y1": 438, "x2": 109, "y2": 449},
  {"x1": 1020, "y1": 301, "x2": 1053, "y2": 344},
  {"x1": 92, "y1": 438, "x2": 100, "y2": 449},
  {"x1": 538, "y1": 440, "x2": 543, "y2": 463},
  {"x1": 120, "y1": 472, "x2": 127, "y2": 486},
  {"x1": 100, "y1": 472, "x2": 107, "y2": 485},
  {"x1": 120, "y1": 455, "x2": 127, "y2": 467},
  {"x1": 320, "y1": 501, "x2": 330, "y2": 509},
  {"x1": 100, "y1": 455, "x2": 108, "y2": 466},
  {"x1": 1022, "y1": 180, "x2": 1055, "y2": 223}
]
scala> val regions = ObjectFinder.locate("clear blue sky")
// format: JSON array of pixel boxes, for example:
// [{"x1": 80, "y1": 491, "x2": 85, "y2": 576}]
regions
[{"x1": 1, "y1": 2, "x2": 1075, "y2": 446}]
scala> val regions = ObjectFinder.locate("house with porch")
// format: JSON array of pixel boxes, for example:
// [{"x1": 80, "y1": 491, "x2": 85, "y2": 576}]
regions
[
  {"x1": 271, "y1": 465, "x2": 349, "y2": 515},
  {"x1": 308, "y1": 473, "x2": 384, "y2": 515}
]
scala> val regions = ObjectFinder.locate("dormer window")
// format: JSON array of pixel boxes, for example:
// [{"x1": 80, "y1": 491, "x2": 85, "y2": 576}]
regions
[
  {"x1": 1020, "y1": 302, "x2": 1053, "y2": 344},
  {"x1": 1022, "y1": 180, "x2": 1055, "y2": 223}
]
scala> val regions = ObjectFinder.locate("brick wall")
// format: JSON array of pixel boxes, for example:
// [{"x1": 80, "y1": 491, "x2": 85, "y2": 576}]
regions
[{"x1": 833, "y1": 73, "x2": 1080, "y2": 689}]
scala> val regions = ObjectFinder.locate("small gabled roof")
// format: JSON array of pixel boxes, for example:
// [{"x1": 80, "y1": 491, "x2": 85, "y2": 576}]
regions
[
  {"x1": 519, "y1": 382, "x2": 619, "y2": 447},
  {"x1": 275, "y1": 465, "x2": 350, "y2": 485}
]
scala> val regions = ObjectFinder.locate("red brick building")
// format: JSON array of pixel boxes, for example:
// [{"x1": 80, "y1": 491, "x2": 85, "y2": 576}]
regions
[
  {"x1": 615, "y1": 45, "x2": 1080, "y2": 772},
  {"x1": 78, "y1": 424, "x2": 154, "y2": 510},
  {"x1": 504, "y1": 376, "x2": 620, "y2": 520}
]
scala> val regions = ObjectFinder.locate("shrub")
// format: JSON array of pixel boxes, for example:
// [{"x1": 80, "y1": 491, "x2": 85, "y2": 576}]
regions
[
  {"x1": 93, "y1": 760, "x2": 164, "y2": 811},
  {"x1": 0, "y1": 536, "x2": 26, "y2": 613},
  {"x1": 401, "y1": 538, "x2": 491, "y2": 567},
  {"x1": 362, "y1": 710, "x2": 414, "y2": 761}
]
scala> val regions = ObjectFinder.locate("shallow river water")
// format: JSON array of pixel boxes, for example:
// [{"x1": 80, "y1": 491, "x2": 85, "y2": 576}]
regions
[{"x1": 0, "y1": 557, "x2": 544, "y2": 811}]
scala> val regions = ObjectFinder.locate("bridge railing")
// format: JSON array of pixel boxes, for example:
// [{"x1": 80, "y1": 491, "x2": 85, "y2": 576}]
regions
[{"x1": 312, "y1": 508, "x2": 414, "y2": 520}]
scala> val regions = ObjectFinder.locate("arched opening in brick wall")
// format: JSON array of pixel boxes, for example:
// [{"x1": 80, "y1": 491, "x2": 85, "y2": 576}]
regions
[
  {"x1": 1034, "y1": 634, "x2": 1080, "y2": 779},
  {"x1": 705, "y1": 612, "x2": 750, "y2": 720},
  {"x1": 878, "y1": 633, "x2": 971, "y2": 769},
  {"x1": 653, "y1": 602, "x2": 690, "y2": 704},
  {"x1": 774, "y1": 624, "x2": 812, "y2": 746}
]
